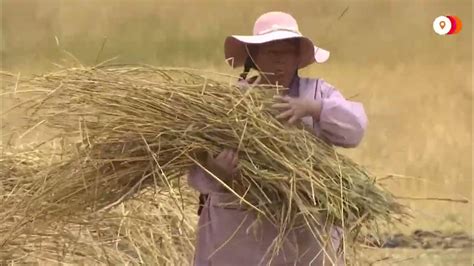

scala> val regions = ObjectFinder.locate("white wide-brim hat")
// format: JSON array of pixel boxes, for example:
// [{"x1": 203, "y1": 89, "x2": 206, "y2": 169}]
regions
[{"x1": 224, "y1": 11, "x2": 330, "y2": 69}]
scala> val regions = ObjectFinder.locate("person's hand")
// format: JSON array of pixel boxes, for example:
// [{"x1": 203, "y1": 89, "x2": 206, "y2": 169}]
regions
[
  {"x1": 206, "y1": 149, "x2": 239, "y2": 182},
  {"x1": 272, "y1": 95, "x2": 321, "y2": 125}
]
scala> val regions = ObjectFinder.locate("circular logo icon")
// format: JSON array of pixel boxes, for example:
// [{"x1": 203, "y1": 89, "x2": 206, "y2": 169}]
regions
[{"x1": 433, "y1": 16, "x2": 452, "y2": 35}]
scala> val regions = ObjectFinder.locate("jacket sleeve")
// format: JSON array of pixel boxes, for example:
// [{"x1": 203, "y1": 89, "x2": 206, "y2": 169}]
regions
[
  {"x1": 316, "y1": 79, "x2": 368, "y2": 148},
  {"x1": 187, "y1": 165, "x2": 225, "y2": 194},
  {"x1": 188, "y1": 78, "x2": 252, "y2": 194}
]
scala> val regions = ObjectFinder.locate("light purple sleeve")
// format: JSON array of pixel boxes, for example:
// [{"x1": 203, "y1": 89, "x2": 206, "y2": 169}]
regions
[
  {"x1": 317, "y1": 79, "x2": 368, "y2": 148},
  {"x1": 187, "y1": 165, "x2": 225, "y2": 194},
  {"x1": 188, "y1": 79, "x2": 251, "y2": 195}
]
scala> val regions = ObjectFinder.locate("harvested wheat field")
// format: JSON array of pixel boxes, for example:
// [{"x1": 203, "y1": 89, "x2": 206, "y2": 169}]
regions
[{"x1": 1, "y1": 0, "x2": 472, "y2": 265}]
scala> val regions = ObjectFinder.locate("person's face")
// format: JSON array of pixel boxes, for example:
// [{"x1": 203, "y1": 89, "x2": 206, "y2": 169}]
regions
[{"x1": 252, "y1": 39, "x2": 300, "y2": 88}]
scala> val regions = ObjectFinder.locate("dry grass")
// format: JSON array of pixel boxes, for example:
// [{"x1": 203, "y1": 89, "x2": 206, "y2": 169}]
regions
[
  {"x1": 1, "y1": 65, "x2": 407, "y2": 264},
  {"x1": 303, "y1": 62, "x2": 472, "y2": 235},
  {"x1": 0, "y1": 0, "x2": 472, "y2": 265},
  {"x1": 2, "y1": 190, "x2": 197, "y2": 265},
  {"x1": 1, "y1": 144, "x2": 198, "y2": 265},
  {"x1": 1, "y1": 0, "x2": 471, "y2": 72}
]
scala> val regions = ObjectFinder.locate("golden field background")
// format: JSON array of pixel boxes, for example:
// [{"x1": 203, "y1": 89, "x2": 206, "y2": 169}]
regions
[{"x1": 0, "y1": 0, "x2": 472, "y2": 264}]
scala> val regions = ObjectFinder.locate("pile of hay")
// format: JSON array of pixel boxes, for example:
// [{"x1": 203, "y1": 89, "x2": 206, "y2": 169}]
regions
[
  {"x1": 1, "y1": 65, "x2": 407, "y2": 255},
  {"x1": 2, "y1": 190, "x2": 197, "y2": 265},
  {"x1": 0, "y1": 145, "x2": 197, "y2": 265},
  {"x1": 1, "y1": 144, "x2": 45, "y2": 193}
]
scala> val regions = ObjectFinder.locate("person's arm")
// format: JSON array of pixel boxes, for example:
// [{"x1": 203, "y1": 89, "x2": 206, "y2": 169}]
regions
[
  {"x1": 187, "y1": 150, "x2": 238, "y2": 194},
  {"x1": 187, "y1": 165, "x2": 226, "y2": 194},
  {"x1": 309, "y1": 79, "x2": 368, "y2": 148}
]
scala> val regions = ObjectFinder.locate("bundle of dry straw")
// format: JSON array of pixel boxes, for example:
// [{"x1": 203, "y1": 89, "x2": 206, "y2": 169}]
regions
[
  {"x1": 1, "y1": 144, "x2": 45, "y2": 194},
  {"x1": 2, "y1": 65, "x2": 406, "y2": 249},
  {"x1": 0, "y1": 145, "x2": 197, "y2": 265}
]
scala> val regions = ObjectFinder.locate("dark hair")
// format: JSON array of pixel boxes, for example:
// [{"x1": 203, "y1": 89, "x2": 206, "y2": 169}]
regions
[
  {"x1": 239, "y1": 56, "x2": 256, "y2": 81},
  {"x1": 239, "y1": 44, "x2": 259, "y2": 81}
]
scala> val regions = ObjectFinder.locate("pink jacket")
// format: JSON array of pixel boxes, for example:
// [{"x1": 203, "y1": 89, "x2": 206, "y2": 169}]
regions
[{"x1": 188, "y1": 76, "x2": 368, "y2": 266}]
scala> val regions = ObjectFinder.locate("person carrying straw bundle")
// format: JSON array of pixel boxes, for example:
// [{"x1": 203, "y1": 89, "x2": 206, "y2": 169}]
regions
[{"x1": 189, "y1": 11, "x2": 368, "y2": 266}]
